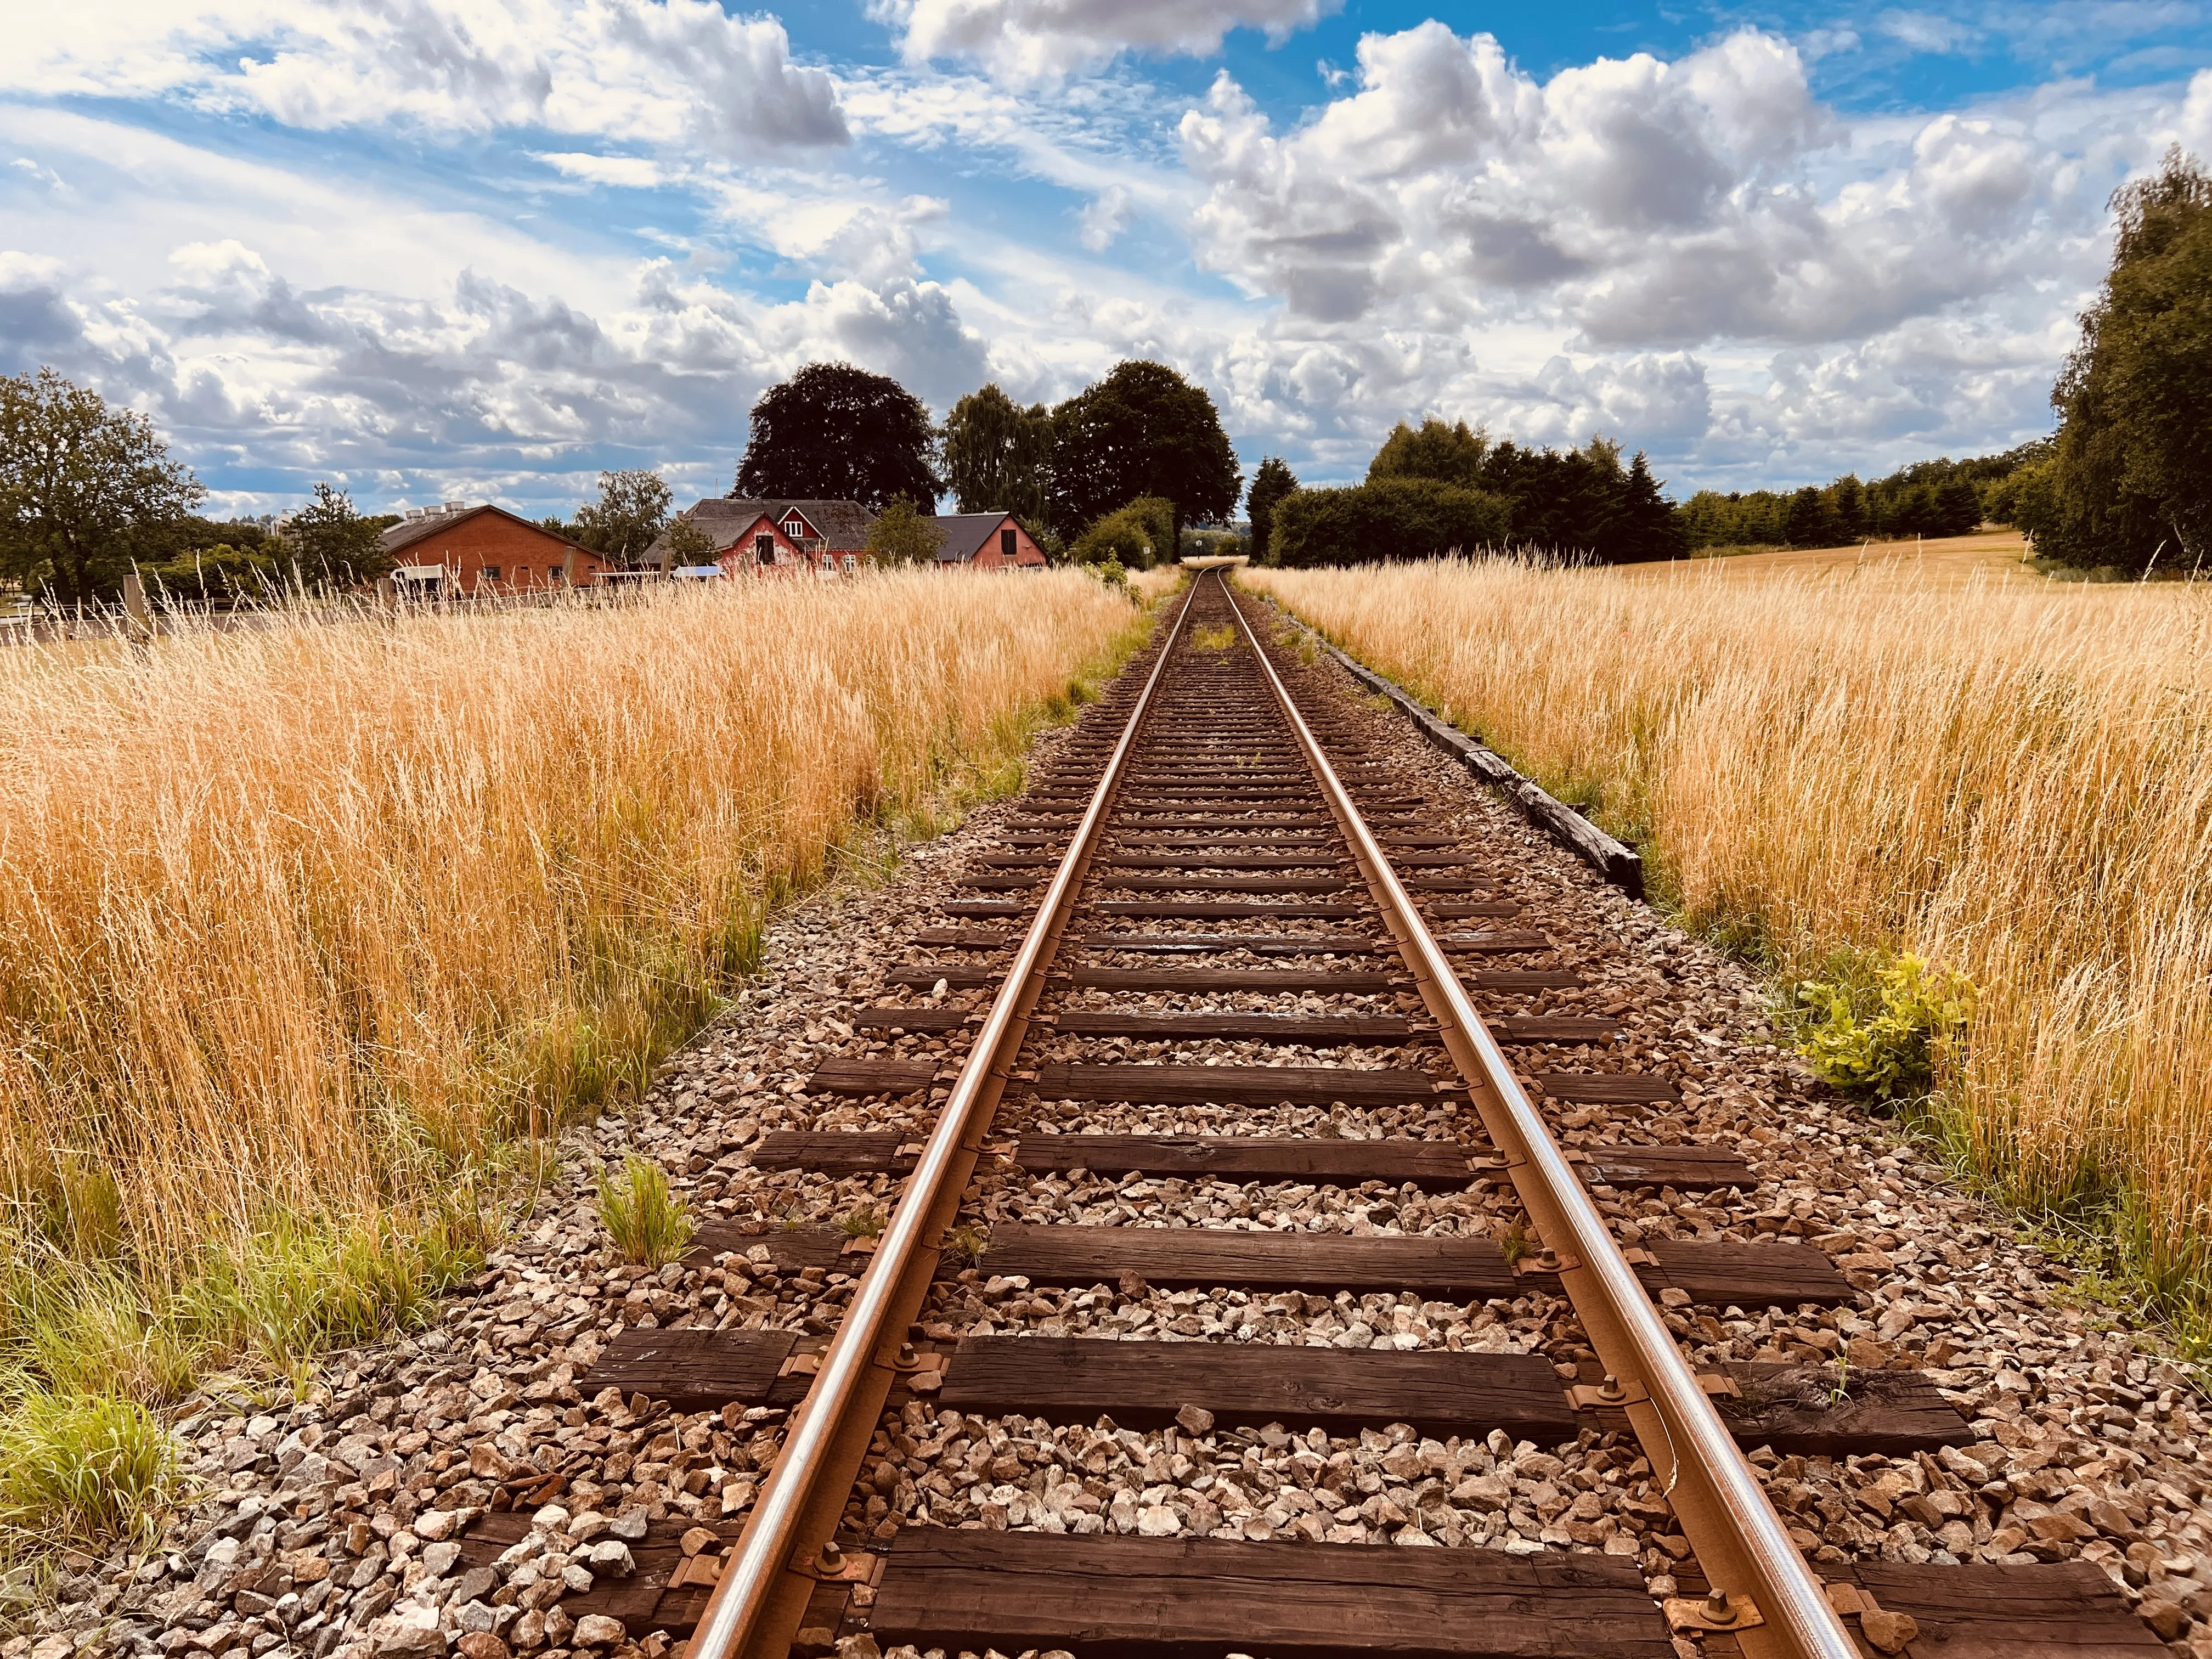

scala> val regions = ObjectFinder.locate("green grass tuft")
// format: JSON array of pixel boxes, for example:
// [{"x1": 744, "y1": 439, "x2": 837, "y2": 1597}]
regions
[
  {"x1": 596, "y1": 1155, "x2": 696, "y2": 1268},
  {"x1": 0, "y1": 1392, "x2": 176, "y2": 1550},
  {"x1": 189, "y1": 1212, "x2": 484, "y2": 1374},
  {"x1": 19, "y1": 1270, "x2": 204, "y2": 1406}
]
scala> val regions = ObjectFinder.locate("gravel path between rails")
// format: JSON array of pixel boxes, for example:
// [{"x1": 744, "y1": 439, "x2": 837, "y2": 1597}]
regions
[{"x1": 20, "y1": 606, "x2": 2212, "y2": 1659}]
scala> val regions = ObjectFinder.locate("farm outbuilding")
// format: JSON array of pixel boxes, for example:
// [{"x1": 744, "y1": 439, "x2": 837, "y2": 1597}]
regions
[
  {"x1": 929, "y1": 512, "x2": 1048, "y2": 569},
  {"x1": 377, "y1": 504, "x2": 606, "y2": 594}
]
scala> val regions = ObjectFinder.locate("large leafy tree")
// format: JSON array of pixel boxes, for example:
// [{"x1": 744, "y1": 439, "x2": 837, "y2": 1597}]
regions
[
  {"x1": 737, "y1": 363, "x2": 942, "y2": 512},
  {"x1": 1047, "y1": 361, "x2": 1241, "y2": 549},
  {"x1": 942, "y1": 384, "x2": 1052, "y2": 521},
  {"x1": 1245, "y1": 457, "x2": 1297, "y2": 565},
  {"x1": 1367, "y1": 418, "x2": 1487, "y2": 488},
  {"x1": 2030, "y1": 147, "x2": 2212, "y2": 572},
  {"x1": 0, "y1": 367, "x2": 205, "y2": 605},
  {"x1": 866, "y1": 495, "x2": 947, "y2": 565},
  {"x1": 573, "y1": 469, "x2": 672, "y2": 568}
]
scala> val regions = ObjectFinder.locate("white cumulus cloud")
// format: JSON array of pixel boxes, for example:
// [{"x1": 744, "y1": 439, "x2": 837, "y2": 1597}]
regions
[
  {"x1": 1178, "y1": 22, "x2": 2089, "y2": 354},
  {"x1": 870, "y1": 0, "x2": 1339, "y2": 82},
  {"x1": 6, "y1": 4, "x2": 2205, "y2": 507},
  {"x1": 6, "y1": 0, "x2": 847, "y2": 156}
]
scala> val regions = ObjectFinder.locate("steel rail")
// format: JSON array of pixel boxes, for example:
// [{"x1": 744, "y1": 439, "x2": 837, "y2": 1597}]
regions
[
  {"x1": 1216, "y1": 571, "x2": 1855, "y2": 1659},
  {"x1": 685, "y1": 576, "x2": 1207, "y2": 1659}
]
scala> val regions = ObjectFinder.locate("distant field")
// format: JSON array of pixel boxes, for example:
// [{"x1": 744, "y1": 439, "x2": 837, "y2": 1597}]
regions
[
  {"x1": 1656, "y1": 528, "x2": 2038, "y2": 585},
  {"x1": 1248, "y1": 557, "x2": 2212, "y2": 1336},
  {"x1": 0, "y1": 571, "x2": 1143, "y2": 1548}
]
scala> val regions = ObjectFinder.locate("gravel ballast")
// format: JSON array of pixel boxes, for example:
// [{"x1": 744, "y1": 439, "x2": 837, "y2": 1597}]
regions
[{"x1": 16, "y1": 600, "x2": 2212, "y2": 1659}]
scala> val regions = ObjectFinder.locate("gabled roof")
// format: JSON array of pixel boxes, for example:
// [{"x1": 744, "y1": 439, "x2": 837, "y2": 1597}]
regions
[
  {"x1": 653, "y1": 496, "x2": 877, "y2": 559},
  {"x1": 659, "y1": 499, "x2": 775, "y2": 551},
  {"x1": 378, "y1": 503, "x2": 590, "y2": 558},
  {"x1": 929, "y1": 512, "x2": 1015, "y2": 563},
  {"x1": 750, "y1": 498, "x2": 875, "y2": 551}
]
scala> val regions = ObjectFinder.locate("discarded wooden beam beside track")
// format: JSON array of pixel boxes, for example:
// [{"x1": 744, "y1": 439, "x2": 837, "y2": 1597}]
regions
[{"x1": 1272, "y1": 605, "x2": 1647, "y2": 901}]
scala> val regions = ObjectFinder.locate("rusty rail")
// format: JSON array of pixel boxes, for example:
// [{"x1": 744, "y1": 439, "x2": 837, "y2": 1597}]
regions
[{"x1": 1217, "y1": 571, "x2": 1856, "y2": 1659}]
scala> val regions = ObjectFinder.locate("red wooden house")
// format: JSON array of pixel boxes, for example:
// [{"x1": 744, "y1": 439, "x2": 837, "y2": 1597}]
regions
[{"x1": 654, "y1": 498, "x2": 877, "y2": 578}]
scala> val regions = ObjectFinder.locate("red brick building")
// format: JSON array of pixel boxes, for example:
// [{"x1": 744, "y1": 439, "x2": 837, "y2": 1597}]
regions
[
  {"x1": 930, "y1": 512, "x2": 1048, "y2": 570},
  {"x1": 379, "y1": 504, "x2": 607, "y2": 594}
]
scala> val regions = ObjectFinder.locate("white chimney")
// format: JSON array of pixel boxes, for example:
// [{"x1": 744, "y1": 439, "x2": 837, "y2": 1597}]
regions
[
  {"x1": 444, "y1": 500, "x2": 465, "y2": 514},
  {"x1": 405, "y1": 507, "x2": 425, "y2": 520}
]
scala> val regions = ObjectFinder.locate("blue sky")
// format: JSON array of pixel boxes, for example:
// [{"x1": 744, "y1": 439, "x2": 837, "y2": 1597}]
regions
[{"x1": 3, "y1": 0, "x2": 2208, "y2": 520}]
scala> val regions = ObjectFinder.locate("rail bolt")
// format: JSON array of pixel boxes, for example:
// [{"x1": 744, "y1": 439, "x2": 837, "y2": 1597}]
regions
[{"x1": 1702, "y1": 1590, "x2": 1741, "y2": 1627}]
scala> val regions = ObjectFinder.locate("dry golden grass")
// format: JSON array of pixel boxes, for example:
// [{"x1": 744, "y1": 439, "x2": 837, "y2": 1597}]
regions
[
  {"x1": 1131, "y1": 564, "x2": 1188, "y2": 603},
  {"x1": 0, "y1": 571, "x2": 1138, "y2": 1282},
  {"x1": 1248, "y1": 559, "x2": 2212, "y2": 1328}
]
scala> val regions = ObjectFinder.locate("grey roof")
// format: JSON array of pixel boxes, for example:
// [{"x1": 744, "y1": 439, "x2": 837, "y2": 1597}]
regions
[
  {"x1": 765, "y1": 499, "x2": 876, "y2": 551},
  {"x1": 651, "y1": 496, "x2": 877, "y2": 558},
  {"x1": 654, "y1": 499, "x2": 771, "y2": 552},
  {"x1": 379, "y1": 504, "x2": 586, "y2": 557},
  {"x1": 930, "y1": 512, "x2": 1013, "y2": 563}
]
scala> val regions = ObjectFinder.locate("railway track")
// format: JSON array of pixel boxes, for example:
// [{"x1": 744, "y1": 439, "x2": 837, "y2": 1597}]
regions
[{"x1": 498, "y1": 569, "x2": 2165, "y2": 1659}]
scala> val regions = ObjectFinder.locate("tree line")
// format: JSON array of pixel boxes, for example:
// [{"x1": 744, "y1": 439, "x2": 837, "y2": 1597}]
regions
[
  {"x1": 527, "y1": 358, "x2": 1245, "y2": 577},
  {"x1": 1674, "y1": 448, "x2": 2030, "y2": 551},
  {"x1": 1245, "y1": 420, "x2": 1685, "y2": 567},
  {"x1": 0, "y1": 352, "x2": 1246, "y2": 606}
]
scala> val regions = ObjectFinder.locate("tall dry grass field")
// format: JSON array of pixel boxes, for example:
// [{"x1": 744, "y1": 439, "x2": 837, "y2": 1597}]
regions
[
  {"x1": 1247, "y1": 559, "x2": 2212, "y2": 1328},
  {"x1": 0, "y1": 570, "x2": 1137, "y2": 1520}
]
